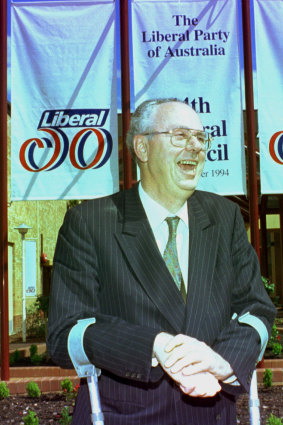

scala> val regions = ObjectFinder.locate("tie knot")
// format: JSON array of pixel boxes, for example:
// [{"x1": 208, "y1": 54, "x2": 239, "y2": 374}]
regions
[{"x1": 165, "y1": 216, "x2": 180, "y2": 237}]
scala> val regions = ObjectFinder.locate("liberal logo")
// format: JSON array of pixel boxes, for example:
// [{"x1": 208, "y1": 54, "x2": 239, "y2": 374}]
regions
[
  {"x1": 269, "y1": 131, "x2": 283, "y2": 165},
  {"x1": 38, "y1": 109, "x2": 108, "y2": 129},
  {"x1": 19, "y1": 109, "x2": 113, "y2": 172}
]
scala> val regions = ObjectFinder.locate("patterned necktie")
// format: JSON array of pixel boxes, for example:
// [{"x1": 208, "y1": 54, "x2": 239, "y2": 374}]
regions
[{"x1": 163, "y1": 217, "x2": 187, "y2": 302}]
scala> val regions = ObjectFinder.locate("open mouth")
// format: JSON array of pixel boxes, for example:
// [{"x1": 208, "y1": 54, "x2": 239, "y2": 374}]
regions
[{"x1": 177, "y1": 159, "x2": 198, "y2": 172}]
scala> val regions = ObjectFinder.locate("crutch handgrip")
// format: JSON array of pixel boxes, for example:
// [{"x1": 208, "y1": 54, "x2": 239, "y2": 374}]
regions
[{"x1": 68, "y1": 318, "x2": 104, "y2": 425}]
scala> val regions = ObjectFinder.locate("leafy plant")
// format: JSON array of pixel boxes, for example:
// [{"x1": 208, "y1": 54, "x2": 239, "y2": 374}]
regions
[
  {"x1": 22, "y1": 410, "x2": 39, "y2": 425},
  {"x1": 267, "y1": 324, "x2": 283, "y2": 357},
  {"x1": 263, "y1": 368, "x2": 273, "y2": 388},
  {"x1": 272, "y1": 342, "x2": 282, "y2": 357},
  {"x1": 61, "y1": 379, "x2": 79, "y2": 403},
  {"x1": 262, "y1": 276, "x2": 275, "y2": 297},
  {"x1": 9, "y1": 349, "x2": 21, "y2": 366},
  {"x1": 35, "y1": 295, "x2": 49, "y2": 319},
  {"x1": 61, "y1": 378, "x2": 73, "y2": 394},
  {"x1": 59, "y1": 406, "x2": 72, "y2": 424},
  {"x1": 0, "y1": 382, "x2": 10, "y2": 399},
  {"x1": 29, "y1": 344, "x2": 42, "y2": 366},
  {"x1": 268, "y1": 325, "x2": 280, "y2": 347},
  {"x1": 26, "y1": 381, "x2": 41, "y2": 398},
  {"x1": 30, "y1": 354, "x2": 42, "y2": 366},
  {"x1": 26, "y1": 302, "x2": 46, "y2": 339},
  {"x1": 30, "y1": 344, "x2": 37, "y2": 357},
  {"x1": 266, "y1": 413, "x2": 283, "y2": 425},
  {"x1": 26, "y1": 295, "x2": 50, "y2": 338}
]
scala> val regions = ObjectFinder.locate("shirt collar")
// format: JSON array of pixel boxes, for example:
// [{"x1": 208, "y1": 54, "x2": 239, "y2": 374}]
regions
[{"x1": 139, "y1": 182, "x2": 189, "y2": 230}]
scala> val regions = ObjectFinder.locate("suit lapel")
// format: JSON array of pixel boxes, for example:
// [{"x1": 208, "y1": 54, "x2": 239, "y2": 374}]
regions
[
  {"x1": 114, "y1": 185, "x2": 186, "y2": 333},
  {"x1": 183, "y1": 191, "x2": 220, "y2": 336}
]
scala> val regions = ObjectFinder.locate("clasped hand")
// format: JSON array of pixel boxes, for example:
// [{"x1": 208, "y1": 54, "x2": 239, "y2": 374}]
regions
[{"x1": 153, "y1": 333, "x2": 233, "y2": 398}]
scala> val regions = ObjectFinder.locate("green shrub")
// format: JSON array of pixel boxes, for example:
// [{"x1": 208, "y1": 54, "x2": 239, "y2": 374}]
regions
[
  {"x1": 0, "y1": 382, "x2": 10, "y2": 399},
  {"x1": 9, "y1": 349, "x2": 21, "y2": 366},
  {"x1": 268, "y1": 325, "x2": 280, "y2": 348},
  {"x1": 61, "y1": 378, "x2": 73, "y2": 394},
  {"x1": 263, "y1": 368, "x2": 273, "y2": 388},
  {"x1": 29, "y1": 344, "x2": 38, "y2": 357},
  {"x1": 30, "y1": 354, "x2": 42, "y2": 366},
  {"x1": 26, "y1": 381, "x2": 41, "y2": 398},
  {"x1": 23, "y1": 410, "x2": 39, "y2": 425},
  {"x1": 29, "y1": 345, "x2": 42, "y2": 366},
  {"x1": 267, "y1": 324, "x2": 283, "y2": 357},
  {"x1": 262, "y1": 277, "x2": 275, "y2": 296},
  {"x1": 26, "y1": 302, "x2": 46, "y2": 339},
  {"x1": 272, "y1": 342, "x2": 282, "y2": 357},
  {"x1": 266, "y1": 413, "x2": 283, "y2": 425},
  {"x1": 35, "y1": 295, "x2": 49, "y2": 318},
  {"x1": 59, "y1": 406, "x2": 72, "y2": 424}
]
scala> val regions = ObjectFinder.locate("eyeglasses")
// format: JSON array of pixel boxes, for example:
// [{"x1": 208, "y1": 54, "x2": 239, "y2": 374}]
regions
[{"x1": 141, "y1": 128, "x2": 212, "y2": 151}]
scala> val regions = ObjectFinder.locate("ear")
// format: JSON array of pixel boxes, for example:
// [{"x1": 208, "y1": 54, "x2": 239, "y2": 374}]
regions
[{"x1": 133, "y1": 135, "x2": 148, "y2": 162}]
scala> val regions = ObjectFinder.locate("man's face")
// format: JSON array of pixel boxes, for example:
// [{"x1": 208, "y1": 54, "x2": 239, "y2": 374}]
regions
[{"x1": 137, "y1": 102, "x2": 205, "y2": 207}]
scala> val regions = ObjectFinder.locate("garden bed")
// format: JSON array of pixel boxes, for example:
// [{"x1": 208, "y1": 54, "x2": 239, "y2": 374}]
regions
[{"x1": 0, "y1": 386, "x2": 282, "y2": 424}]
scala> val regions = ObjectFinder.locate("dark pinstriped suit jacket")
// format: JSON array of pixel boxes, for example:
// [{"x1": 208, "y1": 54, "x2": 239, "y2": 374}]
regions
[{"x1": 47, "y1": 185, "x2": 276, "y2": 425}]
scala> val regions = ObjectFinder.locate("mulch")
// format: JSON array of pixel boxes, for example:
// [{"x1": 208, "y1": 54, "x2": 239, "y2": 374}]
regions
[{"x1": 0, "y1": 386, "x2": 282, "y2": 424}]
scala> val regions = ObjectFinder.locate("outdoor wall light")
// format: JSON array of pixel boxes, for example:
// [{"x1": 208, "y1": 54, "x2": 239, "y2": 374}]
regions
[{"x1": 14, "y1": 223, "x2": 32, "y2": 237}]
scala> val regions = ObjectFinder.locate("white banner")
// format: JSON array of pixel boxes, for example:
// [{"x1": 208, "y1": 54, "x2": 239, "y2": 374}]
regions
[
  {"x1": 254, "y1": 0, "x2": 283, "y2": 194},
  {"x1": 131, "y1": 0, "x2": 246, "y2": 195},
  {"x1": 11, "y1": 1, "x2": 119, "y2": 200}
]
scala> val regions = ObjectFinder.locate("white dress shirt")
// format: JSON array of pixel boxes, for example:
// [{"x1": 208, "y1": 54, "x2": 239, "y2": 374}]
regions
[{"x1": 139, "y1": 183, "x2": 189, "y2": 290}]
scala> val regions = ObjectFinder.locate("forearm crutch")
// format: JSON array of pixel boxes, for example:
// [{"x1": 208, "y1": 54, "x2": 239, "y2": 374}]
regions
[
  {"x1": 68, "y1": 318, "x2": 104, "y2": 425},
  {"x1": 237, "y1": 312, "x2": 269, "y2": 425},
  {"x1": 249, "y1": 370, "x2": 260, "y2": 425}
]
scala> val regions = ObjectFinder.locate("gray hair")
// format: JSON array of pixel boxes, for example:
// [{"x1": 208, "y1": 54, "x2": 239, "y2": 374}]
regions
[{"x1": 126, "y1": 98, "x2": 187, "y2": 159}]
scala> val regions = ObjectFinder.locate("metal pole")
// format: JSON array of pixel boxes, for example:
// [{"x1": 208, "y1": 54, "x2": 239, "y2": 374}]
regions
[
  {"x1": 260, "y1": 196, "x2": 268, "y2": 277},
  {"x1": 241, "y1": 0, "x2": 260, "y2": 259},
  {"x1": 21, "y1": 235, "x2": 27, "y2": 343},
  {"x1": 249, "y1": 370, "x2": 261, "y2": 425},
  {"x1": 120, "y1": 0, "x2": 133, "y2": 189},
  {"x1": 0, "y1": 0, "x2": 10, "y2": 381},
  {"x1": 242, "y1": 6, "x2": 262, "y2": 424},
  {"x1": 279, "y1": 196, "x2": 283, "y2": 302}
]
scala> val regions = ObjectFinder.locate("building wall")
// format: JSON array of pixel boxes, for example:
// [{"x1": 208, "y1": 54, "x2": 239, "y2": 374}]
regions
[
  {"x1": 8, "y1": 200, "x2": 67, "y2": 335},
  {"x1": 7, "y1": 112, "x2": 68, "y2": 337}
]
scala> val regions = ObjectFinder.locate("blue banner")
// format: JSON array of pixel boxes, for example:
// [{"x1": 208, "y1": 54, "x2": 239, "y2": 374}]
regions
[
  {"x1": 254, "y1": 0, "x2": 283, "y2": 194},
  {"x1": 132, "y1": 0, "x2": 246, "y2": 196},
  {"x1": 11, "y1": 1, "x2": 119, "y2": 200}
]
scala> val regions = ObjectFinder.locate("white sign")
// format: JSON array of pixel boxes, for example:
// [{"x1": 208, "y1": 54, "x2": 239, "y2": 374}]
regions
[
  {"x1": 25, "y1": 240, "x2": 37, "y2": 297},
  {"x1": 11, "y1": 1, "x2": 119, "y2": 200},
  {"x1": 254, "y1": 0, "x2": 283, "y2": 194},
  {"x1": 131, "y1": 0, "x2": 246, "y2": 195}
]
